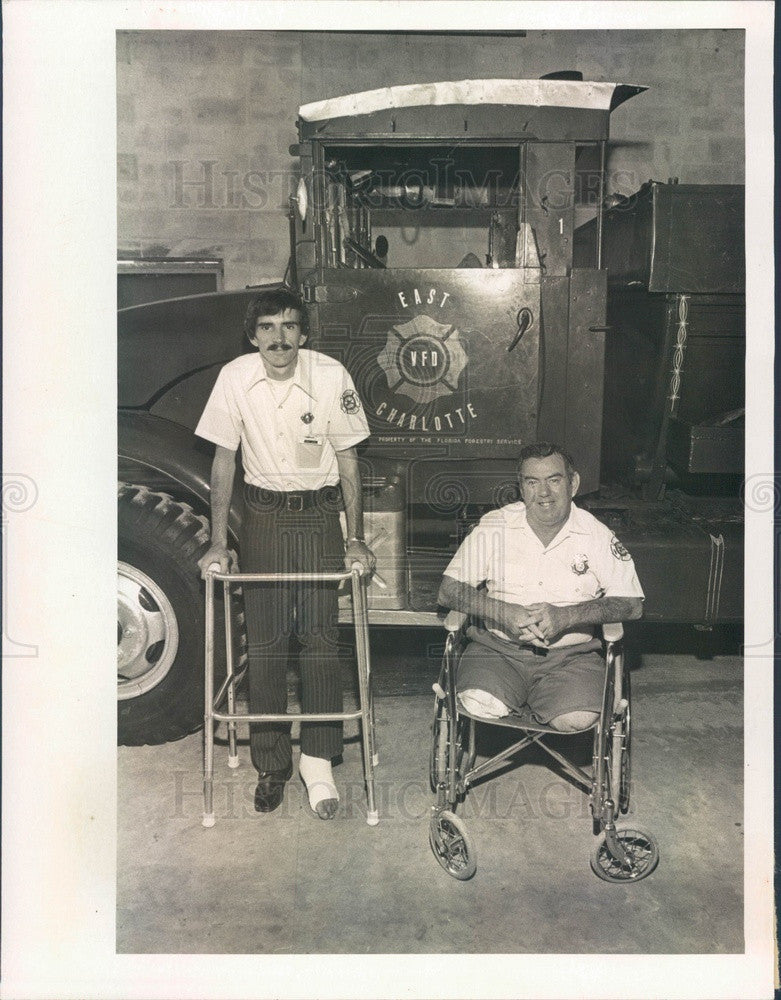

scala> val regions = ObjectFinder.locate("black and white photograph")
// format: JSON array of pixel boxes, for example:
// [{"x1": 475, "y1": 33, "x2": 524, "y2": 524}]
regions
[{"x1": 2, "y1": 2, "x2": 776, "y2": 998}]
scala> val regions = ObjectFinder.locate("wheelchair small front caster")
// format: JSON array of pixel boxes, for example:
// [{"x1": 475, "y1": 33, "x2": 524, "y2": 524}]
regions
[
  {"x1": 429, "y1": 809, "x2": 476, "y2": 880},
  {"x1": 590, "y1": 827, "x2": 659, "y2": 882}
]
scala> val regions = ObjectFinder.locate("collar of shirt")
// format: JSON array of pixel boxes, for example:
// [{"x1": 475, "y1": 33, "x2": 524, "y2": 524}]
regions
[
  {"x1": 245, "y1": 351, "x2": 319, "y2": 401},
  {"x1": 502, "y1": 501, "x2": 590, "y2": 550}
]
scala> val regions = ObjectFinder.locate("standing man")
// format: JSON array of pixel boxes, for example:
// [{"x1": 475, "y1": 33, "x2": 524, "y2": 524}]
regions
[
  {"x1": 196, "y1": 288, "x2": 375, "y2": 819},
  {"x1": 438, "y1": 442, "x2": 643, "y2": 731}
]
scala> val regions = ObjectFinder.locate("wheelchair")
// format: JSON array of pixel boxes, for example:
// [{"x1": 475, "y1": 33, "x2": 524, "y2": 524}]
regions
[{"x1": 428, "y1": 613, "x2": 659, "y2": 882}]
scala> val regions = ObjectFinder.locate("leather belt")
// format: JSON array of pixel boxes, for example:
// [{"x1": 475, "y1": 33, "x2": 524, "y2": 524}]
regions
[{"x1": 244, "y1": 483, "x2": 341, "y2": 512}]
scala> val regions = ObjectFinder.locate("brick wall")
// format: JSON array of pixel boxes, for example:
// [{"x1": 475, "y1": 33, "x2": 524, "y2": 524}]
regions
[{"x1": 117, "y1": 29, "x2": 744, "y2": 290}]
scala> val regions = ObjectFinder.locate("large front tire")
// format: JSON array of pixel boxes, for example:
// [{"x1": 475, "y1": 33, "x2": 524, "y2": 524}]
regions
[{"x1": 117, "y1": 484, "x2": 244, "y2": 745}]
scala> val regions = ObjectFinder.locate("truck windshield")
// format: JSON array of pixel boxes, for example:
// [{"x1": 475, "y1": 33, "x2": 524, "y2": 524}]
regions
[{"x1": 320, "y1": 144, "x2": 522, "y2": 269}]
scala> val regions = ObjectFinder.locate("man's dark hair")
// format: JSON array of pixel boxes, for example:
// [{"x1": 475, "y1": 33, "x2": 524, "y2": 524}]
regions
[
  {"x1": 244, "y1": 287, "x2": 307, "y2": 341},
  {"x1": 518, "y1": 441, "x2": 576, "y2": 480}
]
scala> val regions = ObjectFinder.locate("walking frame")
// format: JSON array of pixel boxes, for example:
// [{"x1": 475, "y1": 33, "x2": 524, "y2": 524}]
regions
[{"x1": 202, "y1": 563, "x2": 379, "y2": 827}]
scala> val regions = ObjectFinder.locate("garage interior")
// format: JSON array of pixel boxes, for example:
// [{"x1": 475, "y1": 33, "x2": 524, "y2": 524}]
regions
[{"x1": 117, "y1": 29, "x2": 746, "y2": 957}]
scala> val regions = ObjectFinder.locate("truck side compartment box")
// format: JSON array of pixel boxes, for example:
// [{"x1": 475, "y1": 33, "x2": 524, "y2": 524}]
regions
[
  {"x1": 666, "y1": 417, "x2": 744, "y2": 476},
  {"x1": 575, "y1": 182, "x2": 745, "y2": 294}
]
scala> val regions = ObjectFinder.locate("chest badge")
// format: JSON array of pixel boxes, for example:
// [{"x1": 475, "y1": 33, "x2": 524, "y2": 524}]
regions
[
  {"x1": 571, "y1": 554, "x2": 589, "y2": 576},
  {"x1": 301, "y1": 412, "x2": 314, "y2": 424}
]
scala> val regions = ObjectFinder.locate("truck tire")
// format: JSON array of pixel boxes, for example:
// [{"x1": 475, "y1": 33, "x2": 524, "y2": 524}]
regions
[{"x1": 117, "y1": 483, "x2": 246, "y2": 745}]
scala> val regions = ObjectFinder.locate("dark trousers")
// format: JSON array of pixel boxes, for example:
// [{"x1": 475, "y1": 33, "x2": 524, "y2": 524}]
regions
[{"x1": 240, "y1": 486, "x2": 345, "y2": 773}]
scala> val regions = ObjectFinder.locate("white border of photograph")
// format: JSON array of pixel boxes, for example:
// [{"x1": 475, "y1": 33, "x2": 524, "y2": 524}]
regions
[{"x1": 2, "y1": 2, "x2": 775, "y2": 998}]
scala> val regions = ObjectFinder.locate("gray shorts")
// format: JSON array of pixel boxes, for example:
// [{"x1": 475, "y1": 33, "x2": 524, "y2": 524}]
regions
[{"x1": 457, "y1": 626, "x2": 605, "y2": 724}]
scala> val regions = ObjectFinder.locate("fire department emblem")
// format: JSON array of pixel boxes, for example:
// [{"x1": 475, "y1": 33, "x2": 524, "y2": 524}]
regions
[
  {"x1": 571, "y1": 554, "x2": 589, "y2": 575},
  {"x1": 340, "y1": 389, "x2": 361, "y2": 414},
  {"x1": 610, "y1": 536, "x2": 632, "y2": 561},
  {"x1": 376, "y1": 314, "x2": 467, "y2": 405}
]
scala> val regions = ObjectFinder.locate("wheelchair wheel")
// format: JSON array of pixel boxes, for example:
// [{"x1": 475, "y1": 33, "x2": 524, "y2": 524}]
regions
[
  {"x1": 593, "y1": 669, "x2": 632, "y2": 824},
  {"x1": 590, "y1": 828, "x2": 659, "y2": 883},
  {"x1": 429, "y1": 695, "x2": 464, "y2": 794},
  {"x1": 430, "y1": 695, "x2": 448, "y2": 791},
  {"x1": 591, "y1": 670, "x2": 615, "y2": 830},
  {"x1": 618, "y1": 671, "x2": 631, "y2": 814},
  {"x1": 429, "y1": 809, "x2": 476, "y2": 880}
]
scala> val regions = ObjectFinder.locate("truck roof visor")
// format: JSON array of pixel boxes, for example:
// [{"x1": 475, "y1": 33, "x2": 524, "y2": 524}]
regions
[{"x1": 298, "y1": 79, "x2": 647, "y2": 122}]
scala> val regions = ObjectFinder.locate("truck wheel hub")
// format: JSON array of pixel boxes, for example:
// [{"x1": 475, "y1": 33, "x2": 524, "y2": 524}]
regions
[{"x1": 117, "y1": 561, "x2": 179, "y2": 699}]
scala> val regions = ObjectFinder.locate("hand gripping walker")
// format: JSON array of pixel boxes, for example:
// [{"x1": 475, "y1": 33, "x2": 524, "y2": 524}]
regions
[{"x1": 202, "y1": 562, "x2": 379, "y2": 827}]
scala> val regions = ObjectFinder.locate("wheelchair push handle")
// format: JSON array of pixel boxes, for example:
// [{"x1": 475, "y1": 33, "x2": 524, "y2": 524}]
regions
[{"x1": 601, "y1": 622, "x2": 624, "y2": 643}]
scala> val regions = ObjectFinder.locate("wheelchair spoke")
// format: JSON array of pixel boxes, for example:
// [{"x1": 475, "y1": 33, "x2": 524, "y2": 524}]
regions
[{"x1": 590, "y1": 828, "x2": 659, "y2": 883}]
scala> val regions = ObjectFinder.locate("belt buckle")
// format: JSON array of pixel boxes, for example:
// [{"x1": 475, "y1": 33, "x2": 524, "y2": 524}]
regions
[{"x1": 286, "y1": 493, "x2": 304, "y2": 512}]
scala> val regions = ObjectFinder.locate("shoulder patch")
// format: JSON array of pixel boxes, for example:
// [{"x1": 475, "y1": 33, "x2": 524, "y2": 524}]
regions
[
  {"x1": 340, "y1": 389, "x2": 361, "y2": 414},
  {"x1": 610, "y1": 535, "x2": 632, "y2": 561}
]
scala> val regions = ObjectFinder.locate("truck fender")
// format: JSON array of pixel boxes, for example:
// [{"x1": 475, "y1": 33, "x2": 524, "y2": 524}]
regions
[{"x1": 118, "y1": 409, "x2": 244, "y2": 538}]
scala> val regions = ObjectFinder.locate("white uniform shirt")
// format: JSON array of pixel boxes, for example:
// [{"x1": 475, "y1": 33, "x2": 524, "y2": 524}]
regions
[
  {"x1": 195, "y1": 349, "x2": 369, "y2": 491},
  {"x1": 443, "y1": 501, "x2": 644, "y2": 647}
]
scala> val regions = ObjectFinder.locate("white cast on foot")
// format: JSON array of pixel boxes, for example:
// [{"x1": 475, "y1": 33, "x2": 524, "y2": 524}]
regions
[{"x1": 299, "y1": 753, "x2": 339, "y2": 817}]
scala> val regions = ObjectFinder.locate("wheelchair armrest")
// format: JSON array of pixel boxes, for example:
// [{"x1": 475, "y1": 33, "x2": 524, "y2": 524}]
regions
[
  {"x1": 443, "y1": 609, "x2": 468, "y2": 633},
  {"x1": 601, "y1": 622, "x2": 624, "y2": 643}
]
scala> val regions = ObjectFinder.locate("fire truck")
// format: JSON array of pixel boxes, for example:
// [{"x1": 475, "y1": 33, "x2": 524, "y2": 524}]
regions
[{"x1": 118, "y1": 78, "x2": 744, "y2": 744}]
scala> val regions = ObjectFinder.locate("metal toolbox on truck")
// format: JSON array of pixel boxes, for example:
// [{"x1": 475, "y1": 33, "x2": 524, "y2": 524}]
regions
[
  {"x1": 575, "y1": 181, "x2": 745, "y2": 294},
  {"x1": 576, "y1": 183, "x2": 746, "y2": 492}
]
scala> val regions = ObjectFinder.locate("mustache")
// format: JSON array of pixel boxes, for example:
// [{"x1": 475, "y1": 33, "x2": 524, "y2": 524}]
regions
[{"x1": 266, "y1": 343, "x2": 293, "y2": 352}]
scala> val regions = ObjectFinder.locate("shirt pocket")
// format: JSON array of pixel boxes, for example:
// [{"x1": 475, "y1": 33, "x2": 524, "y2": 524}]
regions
[
  {"x1": 560, "y1": 568, "x2": 601, "y2": 602},
  {"x1": 548, "y1": 557, "x2": 598, "y2": 603},
  {"x1": 296, "y1": 435, "x2": 325, "y2": 469}
]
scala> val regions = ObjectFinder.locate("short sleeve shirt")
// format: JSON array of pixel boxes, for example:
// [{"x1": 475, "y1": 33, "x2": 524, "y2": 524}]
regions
[
  {"x1": 443, "y1": 501, "x2": 644, "y2": 647},
  {"x1": 194, "y1": 349, "x2": 369, "y2": 491}
]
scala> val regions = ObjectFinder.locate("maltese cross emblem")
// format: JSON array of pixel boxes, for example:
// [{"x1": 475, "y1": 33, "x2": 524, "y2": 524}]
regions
[{"x1": 376, "y1": 314, "x2": 467, "y2": 406}]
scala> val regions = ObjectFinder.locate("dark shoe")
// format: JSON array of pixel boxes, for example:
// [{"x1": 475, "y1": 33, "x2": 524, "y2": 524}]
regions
[{"x1": 254, "y1": 762, "x2": 293, "y2": 813}]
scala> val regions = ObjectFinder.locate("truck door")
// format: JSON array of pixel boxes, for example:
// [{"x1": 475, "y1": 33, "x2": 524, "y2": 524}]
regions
[
  {"x1": 307, "y1": 268, "x2": 540, "y2": 461},
  {"x1": 303, "y1": 142, "x2": 541, "y2": 461}
]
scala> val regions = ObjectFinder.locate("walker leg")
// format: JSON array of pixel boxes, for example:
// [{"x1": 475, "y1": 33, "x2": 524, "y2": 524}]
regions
[
  {"x1": 359, "y1": 675, "x2": 379, "y2": 825},
  {"x1": 202, "y1": 792, "x2": 216, "y2": 828},
  {"x1": 371, "y1": 698, "x2": 380, "y2": 767},
  {"x1": 226, "y1": 681, "x2": 239, "y2": 767},
  {"x1": 352, "y1": 568, "x2": 379, "y2": 825},
  {"x1": 202, "y1": 724, "x2": 216, "y2": 828},
  {"x1": 363, "y1": 595, "x2": 379, "y2": 768},
  {"x1": 369, "y1": 691, "x2": 379, "y2": 768},
  {"x1": 202, "y1": 574, "x2": 217, "y2": 828},
  {"x1": 203, "y1": 722, "x2": 216, "y2": 827},
  {"x1": 363, "y1": 708, "x2": 379, "y2": 827},
  {"x1": 223, "y1": 580, "x2": 240, "y2": 769}
]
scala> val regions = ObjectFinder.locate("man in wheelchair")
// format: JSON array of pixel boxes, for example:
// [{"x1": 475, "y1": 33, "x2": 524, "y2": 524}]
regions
[{"x1": 438, "y1": 442, "x2": 644, "y2": 732}]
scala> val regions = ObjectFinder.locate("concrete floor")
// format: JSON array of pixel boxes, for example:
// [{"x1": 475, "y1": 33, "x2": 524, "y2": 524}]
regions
[{"x1": 117, "y1": 639, "x2": 743, "y2": 954}]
